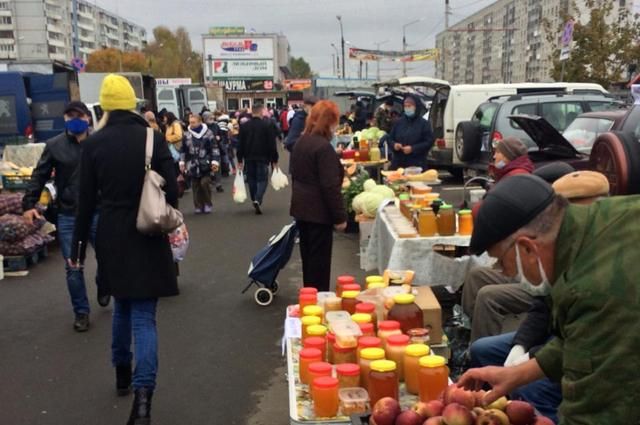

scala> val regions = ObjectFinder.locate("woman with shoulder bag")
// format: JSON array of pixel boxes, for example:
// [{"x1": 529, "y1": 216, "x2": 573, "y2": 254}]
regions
[{"x1": 70, "y1": 75, "x2": 179, "y2": 425}]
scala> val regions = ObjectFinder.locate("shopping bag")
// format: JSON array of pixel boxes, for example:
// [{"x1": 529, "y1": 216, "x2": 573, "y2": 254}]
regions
[
  {"x1": 270, "y1": 166, "x2": 289, "y2": 191},
  {"x1": 233, "y1": 171, "x2": 247, "y2": 203},
  {"x1": 169, "y1": 223, "x2": 189, "y2": 262}
]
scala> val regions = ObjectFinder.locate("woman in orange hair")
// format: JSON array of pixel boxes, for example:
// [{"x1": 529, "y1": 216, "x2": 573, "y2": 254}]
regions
[{"x1": 290, "y1": 100, "x2": 348, "y2": 291}]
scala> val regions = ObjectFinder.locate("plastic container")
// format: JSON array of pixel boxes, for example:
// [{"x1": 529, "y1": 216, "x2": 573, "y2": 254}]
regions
[
  {"x1": 304, "y1": 336, "x2": 327, "y2": 361},
  {"x1": 404, "y1": 344, "x2": 430, "y2": 394},
  {"x1": 418, "y1": 355, "x2": 449, "y2": 402},
  {"x1": 341, "y1": 291, "x2": 361, "y2": 315},
  {"x1": 299, "y1": 348, "x2": 323, "y2": 384},
  {"x1": 368, "y1": 360, "x2": 399, "y2": 407},
  {"x1": 332, "y1": 320, "x2": 362, "y2": 348},
  {"x1": 336, "y1": 363, "x2": 361, "y2": 389},
  {"x1": 437, "y1": 204, "x2": 456, "y2": 236},
  {"x1": 418, "y1": 208, "x2": 438, "y2": 237},
  {"x1": 351, "y1": 313, "x2": 372, "y2": 325},
  {"x1": 300, "y1": 294, "x2": 318, "y2": 311},
  {"x1": 307, "y1": 324, "x2": 328, "y2": 338},
  {"x1": 377, "y1": 320, "x2": 402, "y2": 350},
  {"x1": 404, "y1": 166, "x2": 423, "y2": 176},
  {"x1": 387, "y1": 294, "x2": 424, "y2": 334},
  {"x1": 336, "y1": 275, "x2": 356, "y2": 297},
  {"x1": 357, "y1": 336, "x2": 382, "y2": 363},
  {"x1": 313, "y1": 376, "x2": 340, "y2": 418},
  {"x1": 326, "y1": 310, "x2": 352, "y2": 326},
  {"x1": 407, "y1": 328, "x2": 430, "y2": 345},
  {"x1": 385, "y1": 334, "x2": 410, "y2": 382},
  {"x1": 333, "y1": 343, "x2": 357, "y2": 365},
  {"x1": 359, "y1": 347, "x2": 386, "y2": 391},
  {"x1": 303, "y1": 305, "x2": 324, "y2": 322},
  {"x1": 316, "y1": 291, "x2": 336, "y2": 310},
  {"x1": 301, "y1": 316, "x2": 322, "y2": 339},
  {"x1": 355, "y1": 303, "x2": 377, "y2": 328},
  {"x1": 358, "y1": 322, "x2": 375, "y2": 337},
  {"x1": 324, "y1": 297, "x2": 343, "y2": 312},
  {"x1": 458, "y1": 209, "x2": 473, "y2": 236},
  {"x1": 339, "y1": 387, "x2": 370, "y2": 416}
]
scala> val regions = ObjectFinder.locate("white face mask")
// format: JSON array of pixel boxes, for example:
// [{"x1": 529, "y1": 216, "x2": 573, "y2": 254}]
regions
[
  {"x1": 495, "y1": 160, "x2": 507, "y2": 169},
  {"x1": 515, "y1": 243, "x2": 552, "y2": 296}
]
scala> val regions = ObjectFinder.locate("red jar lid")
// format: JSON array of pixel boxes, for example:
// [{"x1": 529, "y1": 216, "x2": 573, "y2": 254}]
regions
[
  {"x1": 387, "y1": 334, "x2": 410, "y2": 346},
  {"x1": 359, "y1": 323, "x2": 374, "y2": 335},
  {"x1": 300, "y1": 287, "x2": 318, "y2": 295},
  {"x1": 304, "y1": 337, "x2": 326, "y2": 349},
  {"x1": 336, "y1": 363, "x2": 360, "y2": 377},
  {"x1": 358, "y1": 336, "x2": 382, "y2": 348},
  {"x1": 308, "y1": 362, "x2": 333, "y2": 374},
  {"x1": 327, "y1": 332, "x2": 336, "y2": 342},
  {"x1": 299, "y1": 294, "x2": 317, "y2": 302},
  {"x1": 337, "y1": 275, "x2": 355, "y2": 285},
  {"x1": 378, "y1": 320, "x2": 401, "y2": 331},
  {"x1": 313, "y1": 376, "x2": 339, "y2": 389},
  {"x1": 333, "y1": 343, "x2": 355, "y2": 353},
  {"x1": 356, "y1": 302, "x2": 375, "y2": 314},
  {"x1": 342, "y1": 283, "x2": 361, "y2": 292},
  {"x1": 300, "y1": 348, "x2": 322, "y2": 359}
]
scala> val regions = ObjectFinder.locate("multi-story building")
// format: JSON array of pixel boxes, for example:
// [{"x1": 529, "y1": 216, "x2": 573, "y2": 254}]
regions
[
  {"x1": 0, "y1": 0, "x2": 146, "y2": 63},
  {"x1": 435, "y1": 0, "x2": 634, "y2": 84}
]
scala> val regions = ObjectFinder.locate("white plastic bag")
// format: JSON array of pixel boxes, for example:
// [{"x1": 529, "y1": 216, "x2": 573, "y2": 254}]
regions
[
  {"x1": 270, "y1": 167, "x2": 289, "y2": 191},
  {"x1": 233, "y1": 171, "x2": 247, "y2": 203},
  {"x1": 169, "y1": 223, "x2": 189, "y2": 262}
]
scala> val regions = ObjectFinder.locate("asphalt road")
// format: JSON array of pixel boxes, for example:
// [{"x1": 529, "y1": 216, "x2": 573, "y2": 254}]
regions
[{"x1": 0, "y1": 151, "x2": 467, "y2": 425}]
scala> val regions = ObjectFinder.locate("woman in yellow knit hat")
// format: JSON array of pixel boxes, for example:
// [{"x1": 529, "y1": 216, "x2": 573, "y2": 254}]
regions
[{"x1": 70, "y1": 74, "x2": 179, "y2": 425}]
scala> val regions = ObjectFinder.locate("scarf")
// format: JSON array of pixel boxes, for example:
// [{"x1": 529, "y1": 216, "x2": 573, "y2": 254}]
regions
[{"x1": 491, "y1": 155, "x2": 535, "y2": 182}]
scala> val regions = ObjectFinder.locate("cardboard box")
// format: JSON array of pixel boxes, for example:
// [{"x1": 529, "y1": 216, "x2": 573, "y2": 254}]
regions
[{"x1": 413, "y1": 286, "x2": 443, "y2": 344}]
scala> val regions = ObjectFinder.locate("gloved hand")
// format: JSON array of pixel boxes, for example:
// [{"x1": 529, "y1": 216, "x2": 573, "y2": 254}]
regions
[{"x1": 504, "y1": 344, "x2": 529, "y2": 367}]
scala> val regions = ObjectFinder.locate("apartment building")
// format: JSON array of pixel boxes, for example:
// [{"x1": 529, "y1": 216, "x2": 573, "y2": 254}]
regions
[
  {"x1": 435, "y1": 0, "x2": 634, "y2": 84},
  {"x1": 0, "y1": 0, "x2": 146, "y2": 63}
]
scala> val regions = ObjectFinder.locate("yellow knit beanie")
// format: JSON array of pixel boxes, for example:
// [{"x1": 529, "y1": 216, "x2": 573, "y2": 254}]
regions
[{"x1": 99, "y1": 74, "x2": 137, "y2": 111}]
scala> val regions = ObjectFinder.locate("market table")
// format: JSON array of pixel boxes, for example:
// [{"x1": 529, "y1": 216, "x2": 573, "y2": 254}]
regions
[{"x1": 363, "y1": 206, "x2": 491, "y2": 290}]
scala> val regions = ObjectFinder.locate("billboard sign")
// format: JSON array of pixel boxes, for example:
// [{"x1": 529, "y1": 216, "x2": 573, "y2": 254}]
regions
[
  {"x1": 212, "y1": 79, "x2": 274, "y2": 91},
  {"x1": 284, "y1": 79, "x2": 312, "y2": 91},
  {"x1": 209, "y1": 60, "x2": 274, "y2": 78},
  {"x1": 204, "y1": 37, "x2": 274, "y2": 59},
  {"x1": 209, "y1": 26, "x2": 245, "y2": 36},
  {"x1": 156, "y1": 78, "x2": 193, "y2": 86}
]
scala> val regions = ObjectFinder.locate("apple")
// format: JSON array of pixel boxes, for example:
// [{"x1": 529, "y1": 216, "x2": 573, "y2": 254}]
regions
[
  {"x1": 472, "y1": 407, "x2": 485, "y2": 419},
  {"x1": 423, "y1": 416, "x2": 444, "y2": 425},
  {"x1": 395, "y1": 409, "x2": 424, "y2": 425},
  {"x1": 413, "y1": 400, "x2": 444, "y2": 418},
  {"x1": 449, "y1": 388, "x2": 476, "y2": 410},
  {"x1": 506, "y1": 401, "x2": 535, "y2": 425},
  {"x1": 372, "y1": 397, "x2": 401, "y2": 425},
  {"x1": 484, "y1": 409, "x2": 509, "y2": 425},
  {"x1": 486, "y1": 396, "x2": 508, "y2": 411},
  {"x1": 475, "y1": 412, "x2": 501, "y2": 425},
  {"x1": 442, "y1": 384, "x2": 458, "y2": 404},
  {"x1": 442, "y1": 403, "x2": 474, "y2": 425},
  {"x1": 533, "y1": 416, "x2": 555, "y2": 425}
]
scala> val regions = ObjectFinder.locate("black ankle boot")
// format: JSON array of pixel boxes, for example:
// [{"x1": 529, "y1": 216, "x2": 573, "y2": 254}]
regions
[
  {"x1": 116, "y1": 365, "x2": 132, "y2": 396},
  {"x1": 126, "y1": 388, "x2": 153, "y2": 425}
]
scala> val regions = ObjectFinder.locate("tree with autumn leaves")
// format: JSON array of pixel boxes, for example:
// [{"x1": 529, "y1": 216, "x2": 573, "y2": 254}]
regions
[
  {"x1": 85, "y1": 26, "x2": 203, "y2": 82},
  {"x1": 544, "y1": 0, "x2": 640, "y2": 87}
]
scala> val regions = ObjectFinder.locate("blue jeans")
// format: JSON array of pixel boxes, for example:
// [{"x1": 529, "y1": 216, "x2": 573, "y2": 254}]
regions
[
  {"x1": 58, "y1": 213, "x2": 99, "y2": 315},
  {"x1": 112, "y1": 298, "x2": 159, "y2": 390},
  {"x1": 471, "y1": 332, "x2": 562, "y2": 423},
  {"x1": 245, "y1": 160, "x2": 269, "y2": 204}
]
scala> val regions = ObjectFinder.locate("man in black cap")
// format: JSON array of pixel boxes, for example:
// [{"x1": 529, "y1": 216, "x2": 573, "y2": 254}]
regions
[
  {"x1": 23, "y1": 101, "x2": 106, "y2": 332},
  {"x1": 458, "y1": 174, "x2": 640, "y2": 424}
]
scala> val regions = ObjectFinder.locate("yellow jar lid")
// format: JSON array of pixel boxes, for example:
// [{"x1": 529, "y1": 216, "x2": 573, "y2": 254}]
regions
[
  {"x1": 301, "y1": 316, "x2": 322, "y2": 326},
  {"x1": 303, "y1": 305, "x2": 323, "y2": 316},
  {"x1": 370, "y1": 359, "x2": 397, "y2": 372},
  {"x1": 419, "y1": 355, "x2": 446, "y2": 368},
  {"x1": 405, "y1": 343, "x2": 430, "y2": 357},
  {"x1": 393, "y1": 294, "x2": 416, "y2": 305},
  {"x1": 342, "y1": 290, "x2": 360, "y2": 299},
  {"x1": 351, "y1": 313, "x2": 372, "y2": 324},
  {"x1": 307, "y1": 324, "x2": 327, "y2": 336},
  {"x1": 360, "y1": 347, "x2": 386, "y2": 360},
  {"x1": 458, "y1": 209, "x2": 472, "y2": 215},
  {"x1": 366, "y1": 276, "x2": 384, "y2": 284}
]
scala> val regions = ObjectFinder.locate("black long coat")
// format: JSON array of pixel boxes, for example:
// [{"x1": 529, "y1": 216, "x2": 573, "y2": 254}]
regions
[{"x1": 71, "y1": 111, "x2": 179, "y2": 299}]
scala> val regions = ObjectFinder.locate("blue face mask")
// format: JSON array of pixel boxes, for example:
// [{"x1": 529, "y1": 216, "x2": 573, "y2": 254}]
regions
[
  {"x1": 65, "y1": 118, "x2": 89, "y2": 135},
  {"x1": 404, "y1": 107, "x2": 416, "y2": 118}
]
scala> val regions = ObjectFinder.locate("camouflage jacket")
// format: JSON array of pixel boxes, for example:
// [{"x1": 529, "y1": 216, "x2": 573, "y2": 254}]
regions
[{"x1": 535, "y1": 196, "x2": 640, "y2": 424}]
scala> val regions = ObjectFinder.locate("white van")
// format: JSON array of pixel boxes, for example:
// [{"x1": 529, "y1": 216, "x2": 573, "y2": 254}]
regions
[{"x1": 375, "y1": 77, "x2": 608, "y2": 174}]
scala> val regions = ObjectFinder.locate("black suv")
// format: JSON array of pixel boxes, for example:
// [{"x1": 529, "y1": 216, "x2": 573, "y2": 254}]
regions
[{"x1": 455, "y1": 92, "x2": 624, "y2": 169}]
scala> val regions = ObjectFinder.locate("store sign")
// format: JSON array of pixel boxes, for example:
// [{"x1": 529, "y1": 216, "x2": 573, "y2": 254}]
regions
[
  {"x1": 218, "y1": 80, "x2": 274, "y2": 91},
  {"x1": 209, "y1": 26, "x2": 245, "y2": 36},
  {"x1": 156, "y1": 78, "x2": 193, "y2": 86},
  {"x1": 211, "y1": 60, "x2": 274, "y2": 78},
  {"x1": 559, "y1": 20, "x2": 574, "y2": 61},
  {"x1": 284, "y1": 79, "x2": 312, "y2": 91},
  {"x1": 204, "y1": 37, "x2": 274, "y2": 59}
]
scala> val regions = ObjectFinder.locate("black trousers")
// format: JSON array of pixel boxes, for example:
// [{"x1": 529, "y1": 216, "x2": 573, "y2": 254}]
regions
[{"x1": 298, "y1": 220, "x2": 334, "y2": 292}]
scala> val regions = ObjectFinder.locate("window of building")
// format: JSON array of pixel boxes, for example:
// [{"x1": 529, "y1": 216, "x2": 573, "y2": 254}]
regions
[
  {"x1": 0, "y1": 16, "x2": 11, "y2": 25},
  {"x1": 0, "y1": 2, "x2": 9, "y2": 10},
  {"x1": 0, "y1": 30, "x2": 13, "y2": 38}
]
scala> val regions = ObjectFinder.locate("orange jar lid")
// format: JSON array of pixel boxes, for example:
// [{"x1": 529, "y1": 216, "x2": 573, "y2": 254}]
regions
[
  {"x1": 378, "y1": 320, "x2": 401, "y2": 331},
  {"x1": 387, "y1": 334, "x2": 410, "y2": 346},
  {"x1": 356, "y1": 303, "x2": 376, "y2": 314},
  {"x1": 313, "y1": 376, "x2": 339, "y2": 389},
  {"x1": 308, "y1": 362, "x2": 333, "y2": 374},
  {"x1": 358, "y1": 336, "x2": 382, "y2": 349},
  {"x1": 300, "y1": 294, "x2": 317, "y2": 303},
  {"x1": 336, "y1": 363, "x2": 360, "y2": 376},
  {"x1": 304, "y1": 337, "x2": 326, "y2": 349},
  {"x1": 359, "y1": 323, "x2": 374, "y2": 335},
  {"x1": 300, "y1": 348, "x2": 322, "y2": 359},
  {"x1": 337, "y1": 275, "x2": 355, "y2": 285},
  {"x1": 343, "y1": 284, "x2": 361, "y2": 292},
  {"x1": 300, "y1": 287, "x2": 318, "y2": 295}
]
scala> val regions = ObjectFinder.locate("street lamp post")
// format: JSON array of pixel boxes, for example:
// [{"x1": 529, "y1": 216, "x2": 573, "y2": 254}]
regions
[
  {"x1": 402, "y1": 18, "x2": 424, "y2": 77},
  {"x1": 331, "y1": 43, "x2": 340, "y2": 78},
  {"x1": 374, "y1": 39, "x2": 389, "y2": 81},
  {"x1": 337, "y1": 15, "x2": 346, "y2": 80}
]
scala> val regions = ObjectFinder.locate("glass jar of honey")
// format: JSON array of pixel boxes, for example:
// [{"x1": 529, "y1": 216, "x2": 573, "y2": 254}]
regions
[
  {"x1": 358, "y1": 322, "x2": 375, "y2": 337},
  {"x1": 327, "y1": 332, "x2": 336, "y2": 364},
  {"x1": 418, "y1": 208, "x2": 438, "y2": 237},
  {"x1": 359, "y1": 147, "x2": 370, "y2": 162},
  {"x1": 387, "y1": 294, "x2": 424, "y2": 334},
  {"x1": 403, "y1": 344, "x2": 430, "y2": 394},
  {"x1": 385, "y1": 334, "x2": 410, "y2": 382},
  {"x1": 342, "y1": 283, "x2": 361, "y2": 293},
  {"x1": 357, "y1": 336, "x2": 382, "y2": 363},
  {"x1": 300, "y1": 294, "x2": 318, "y2": 311},
  {"x1": 336, "y1": 363, "x2": 361, "y2": 388},
  {"x1": 437, "y1": 205, "x2": 456, "y2": 236},
  {"x1": 333, "y1": 343, "x2": 357, "y2": 365},
  {"x1": 312, "y1": 376, "x2": 340, "y2": 418},
  {"x1": 301, "y1": 316, "x2": 322, "y2": 339},
  {"x1": 303, "y1": 305, "x2": 324, "y2": 323},
  {"x1": 418, "y1": 355, "x2": 449, "y2": 402},
  {"x1": 336, "y1": 275, "x2": 355, "y2": 297},
  {"x1": 309, "y1": 361, "x2": 334, "y2": 397},
  {"x1": 377, "y1": 320, "x2": 402, "y2": 350},
  {"x1": 368, "y1": 360, "x2": 399, "y2": 407},
  {"x1": 355, "y1": 303, "x2": 377, "y2": 328},
  {"x1": 299, "y1": 347, "x2": 323, "y2": 384},
  {"x1": 370, "y1": 146, "x2": 381, "y2": 162},
  {"x1": 341, "y1": 291, "x2": 361, "y2": 314},
  {"x1": 359, "y1": 347, "x2": 386, "y2": 391},
  {"x1": 407, "y1": 328, "x2": 430, "y2": 345},
  {"x1": 304, "y1": 336, "x2": 327, "y2": 361},
  {"x1": 458, "y1": 209, "x2": 473, "y2": 236}
]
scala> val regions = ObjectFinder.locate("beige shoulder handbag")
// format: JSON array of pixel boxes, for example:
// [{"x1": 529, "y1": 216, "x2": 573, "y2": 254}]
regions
[{"x1": 136, "y1": 128, "x2": 184, "y2": 234}]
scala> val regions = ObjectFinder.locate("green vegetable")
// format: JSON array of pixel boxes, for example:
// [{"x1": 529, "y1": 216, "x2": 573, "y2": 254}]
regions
[
  {"x1": 352, "y1": 192, "x2": 385, "y2": 217},
  {"x1": 342, "y1": 167, "x2": 370, "y2": 214},
  {"x1": 363, "y1": 179, "x2": 377, "y2": 192},
  {"x1": 370, "y1": 185, "x2": 395, "y2": 199}
]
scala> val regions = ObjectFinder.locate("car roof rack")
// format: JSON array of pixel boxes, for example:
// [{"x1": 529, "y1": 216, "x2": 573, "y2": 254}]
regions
[{"x1": 487, "y1": 91, "x2": 569, "y2": 102}]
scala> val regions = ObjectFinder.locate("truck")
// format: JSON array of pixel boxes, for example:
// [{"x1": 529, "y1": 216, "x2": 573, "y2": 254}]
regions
[
  {"x1": 155, "y1": 78, "x2": 208, "y2": 117},
  {"x1": 78, "y1": 72, "x2": 157, "y2": 112}
]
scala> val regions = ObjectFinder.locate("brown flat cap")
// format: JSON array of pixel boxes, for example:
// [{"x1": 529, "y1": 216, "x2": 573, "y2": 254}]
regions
[{"x1": 552, "y1": 171, "x2": 610, "y2": 200}]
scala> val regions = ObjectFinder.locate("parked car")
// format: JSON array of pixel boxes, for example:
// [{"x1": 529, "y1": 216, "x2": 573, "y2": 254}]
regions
[{"x1": 455, "y1": 92, "x2": 625, "y2": 172}]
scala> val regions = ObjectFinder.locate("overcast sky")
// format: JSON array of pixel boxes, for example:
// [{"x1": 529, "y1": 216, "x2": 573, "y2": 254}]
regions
[{"x1": 94, "y1": 0, "x2": 495, "y2": 79}]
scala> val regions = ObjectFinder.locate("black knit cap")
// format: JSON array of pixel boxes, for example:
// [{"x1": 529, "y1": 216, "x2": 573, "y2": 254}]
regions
[
  {"x1": 533, "y1": 162, "x2": 575, "y2": 183},
  {"x1": 470, "y1": 174, "x2": 555, "y2": 255}
]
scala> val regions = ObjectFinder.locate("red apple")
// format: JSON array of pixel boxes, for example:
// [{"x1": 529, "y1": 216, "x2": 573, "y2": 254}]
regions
[
  {"x1": 506, "y1": 401, "x2": 536, "y2": 425},
  {"x1": 442, "y1": 384, "x2": 458, "y2": 404},
  {"x1": 372, "y1": 397, "x2": 402, "y2": 425},
  {"x1": 449, "y1": 388, "x2": 475, "y2": 410},
  {"x1": 395, "y1": 409, "x2": 424, "y2": 425},
  {"x1": 475, "y1": 411, "x2": 502, "y2": 425},
  {"x1": 533, "y1": 416, "x2": 555, "y2": 425},
  {"x1": 413, "y1": 400, "x2": 444, "y2": 418},
  {"x1": 442, "y1": 403, "x2": 474, "y2": 425},
  {"x1": 423, "y1": 416, "x2": 444, "y2": 425}
]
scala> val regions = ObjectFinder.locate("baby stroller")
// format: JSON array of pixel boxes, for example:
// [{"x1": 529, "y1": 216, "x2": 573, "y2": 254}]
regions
[{"x1": 242, "y1": 221, "x2": 298, "y2": 306}]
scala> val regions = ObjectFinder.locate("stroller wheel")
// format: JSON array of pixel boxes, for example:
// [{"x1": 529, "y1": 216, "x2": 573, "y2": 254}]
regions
[
  {"x1": 271, "y1": 281, "x2": 279, "y2": 295},
  {"x1": 254, "y1": 288, "x2": 274, "y2": 306}
]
